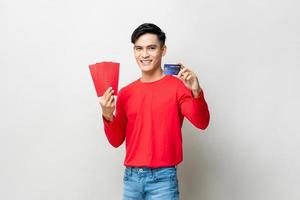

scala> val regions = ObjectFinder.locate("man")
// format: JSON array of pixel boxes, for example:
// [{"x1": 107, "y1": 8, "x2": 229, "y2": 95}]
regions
[{"x1": 99, "y1": 23, "x2": 210, "y2": 200}]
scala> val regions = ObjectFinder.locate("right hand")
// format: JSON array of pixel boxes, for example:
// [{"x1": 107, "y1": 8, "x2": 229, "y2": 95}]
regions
[{"x1": 99, "y1": 87, "x2": 115, "y2": 122}]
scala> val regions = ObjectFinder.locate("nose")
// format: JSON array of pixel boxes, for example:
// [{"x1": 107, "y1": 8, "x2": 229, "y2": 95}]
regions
[{"x1": 142, "y1": 49, "x2": 149, "y2": 58}]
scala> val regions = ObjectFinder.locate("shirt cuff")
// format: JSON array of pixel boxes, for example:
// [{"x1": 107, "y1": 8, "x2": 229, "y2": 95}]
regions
[
  {"x1": 102, "y1": 115, "x2": 114, "y2": 124},
  {"x1": 192, "y1": 89, "x2": 204, "y2": 99}
]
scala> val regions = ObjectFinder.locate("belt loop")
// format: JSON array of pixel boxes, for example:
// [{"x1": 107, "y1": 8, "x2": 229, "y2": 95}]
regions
[{"x1": 129, "y1": 167, "x2": 132, "y2": 176}]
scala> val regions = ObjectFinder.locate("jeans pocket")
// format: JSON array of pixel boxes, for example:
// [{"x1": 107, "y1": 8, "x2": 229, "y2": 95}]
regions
[
  {"x1": 155, "y1": 174, "x2": 172, "y2": 182},
  {"x1": 154, "y1": 173, "x2": 178, "y2": 183},
  {"x1": 155, "y1": 167, "x2": 177, "y2": 181}
]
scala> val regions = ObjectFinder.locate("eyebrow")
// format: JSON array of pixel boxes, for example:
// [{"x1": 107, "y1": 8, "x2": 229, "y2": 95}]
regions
[{"x1": 134, "y1": 44, "x2": 158, "y2": 48}]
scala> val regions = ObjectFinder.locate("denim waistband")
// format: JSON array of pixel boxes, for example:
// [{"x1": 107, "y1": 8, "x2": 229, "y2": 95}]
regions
[
  {"x1": 126, "y1": 165, "x2": 177, "y2": 170},
  {"x1": 125, "y1": 165, "x2": 177, "y2": 175}
]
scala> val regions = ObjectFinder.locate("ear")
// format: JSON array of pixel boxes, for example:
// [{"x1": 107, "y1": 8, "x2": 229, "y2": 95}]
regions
[{"x1": 162, "y1": 45, "x2": 167, "y2": 56}]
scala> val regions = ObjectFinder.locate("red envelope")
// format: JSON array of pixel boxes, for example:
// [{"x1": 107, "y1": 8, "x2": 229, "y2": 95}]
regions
[{"x1": 89, "y1": 61, "x2": 120, "y2": 97}]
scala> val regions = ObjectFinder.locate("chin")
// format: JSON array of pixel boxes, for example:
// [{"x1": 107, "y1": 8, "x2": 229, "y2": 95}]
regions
[{"x1": 139, "y1": 64, "x2": 154, "y2": 72}]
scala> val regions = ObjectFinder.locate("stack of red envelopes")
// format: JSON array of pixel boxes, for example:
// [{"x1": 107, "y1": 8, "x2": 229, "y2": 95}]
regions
[{"x1": 89, "y1": 61, "x2": 119, "y2": 97}]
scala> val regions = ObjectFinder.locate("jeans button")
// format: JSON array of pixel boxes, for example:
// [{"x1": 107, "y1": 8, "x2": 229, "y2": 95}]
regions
[{"x1": 138, "y1": 169, "x2": 143, "y2": 173}]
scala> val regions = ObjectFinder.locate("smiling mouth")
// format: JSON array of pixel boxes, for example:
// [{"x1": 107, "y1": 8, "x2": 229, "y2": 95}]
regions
[{"x1": 140, "y1": 60, "x2": 152, "y2": 65}]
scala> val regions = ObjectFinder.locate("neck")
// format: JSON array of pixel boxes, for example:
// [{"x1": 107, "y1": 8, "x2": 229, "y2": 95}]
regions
[{"x1": 140, "y1": 67, "x2": 165, "y2": 82}]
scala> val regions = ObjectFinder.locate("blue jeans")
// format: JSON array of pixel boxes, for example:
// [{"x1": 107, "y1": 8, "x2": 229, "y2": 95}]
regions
[{"x1": 123, "y1": 166, "x2": 180, "y2": 200}]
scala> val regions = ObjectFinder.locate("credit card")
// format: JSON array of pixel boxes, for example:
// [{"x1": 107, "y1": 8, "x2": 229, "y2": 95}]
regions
[{"x1": 163, "y1": 64, "x2": 181, "y2": 75}]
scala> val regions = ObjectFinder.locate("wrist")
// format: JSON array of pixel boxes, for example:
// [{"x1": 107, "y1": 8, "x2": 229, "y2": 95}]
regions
[
  {"x1": 103, "y1": 113, "x2": 113, "y2": 122},
  {"x1": 192, "y1": 88, "x2": 202, "y2": 98}
]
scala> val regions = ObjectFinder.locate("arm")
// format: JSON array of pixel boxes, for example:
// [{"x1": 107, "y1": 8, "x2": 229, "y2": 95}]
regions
[
  {"x1": 176, "y1": 64, "x2": 210, "y2": 130},
  {"x1": 100, "y1": 87, "x2": 127, "y2": 147},
  {"x1": 177, "y1": 85, "x2": 210, "y2": 129}
]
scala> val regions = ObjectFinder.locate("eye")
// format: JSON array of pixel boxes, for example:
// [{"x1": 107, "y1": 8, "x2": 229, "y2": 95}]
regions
[{"x1": 149, "y1": 46, "x2": 156, "y2": 50}]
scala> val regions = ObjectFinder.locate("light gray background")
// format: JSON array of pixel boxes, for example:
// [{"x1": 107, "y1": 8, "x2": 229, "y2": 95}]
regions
[{"x1": 1, "y1": 0, "x2": 299, "y2": 199}]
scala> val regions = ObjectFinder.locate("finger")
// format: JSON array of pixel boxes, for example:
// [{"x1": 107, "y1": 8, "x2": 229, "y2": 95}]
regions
[
  {"x1": 177, "y1": 62, "x2": 183, "y2": 69},
  {"x1": 108, "y1": 95, "x2": 115, "y2": 106},
  {"x1": 109, "y1": 89, "x2": 114, "y2": 96},
  {"x1": 104, "y1": 92, "x2": 113, "y2": 106},
  {"x1": 182, "y1": 72, "x2": 189, "y2": 80},
  {"x1": 99, "y1": 89, "x2": 113, "y2": 106},
  {"x1": 103, "y1": 87, "x2": 112, "y2": 99},
  {"x1": 105, "y1": 89, "x2": 114, "y2": 102},
  {"x1": 99, "y1": 97, "x2": 104, "y2": 106},
  {"x1": 177, "y1": 68, "x2": 188, "y2": 78},
  {"x1": 103, "y1": 87, "x2": 111, "y2": 99},
  {"x1": 181, "y1": 69, "x2": 189, "y2": 78},
  {"x1": 186, "y1": 74, "x2": 192, "y2": 81}
]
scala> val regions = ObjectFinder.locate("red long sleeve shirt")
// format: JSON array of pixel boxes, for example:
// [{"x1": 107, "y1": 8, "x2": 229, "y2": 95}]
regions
[{"x1": 102, "y1": 75, "x2": 210, "y2": 168}]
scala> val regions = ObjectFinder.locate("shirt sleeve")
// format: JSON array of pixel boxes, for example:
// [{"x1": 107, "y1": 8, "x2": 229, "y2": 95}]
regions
[
  {"x1": 102, "y1": 90, "x2": 127, "y2": 147},
  {"x1": 176, "y1": 82, "x2": 210, "y2": 130}
]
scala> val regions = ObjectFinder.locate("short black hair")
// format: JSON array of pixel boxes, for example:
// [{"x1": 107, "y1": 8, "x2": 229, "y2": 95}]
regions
[{"x1": 131, "y1": 23, "x2": 166, "y2": 46}]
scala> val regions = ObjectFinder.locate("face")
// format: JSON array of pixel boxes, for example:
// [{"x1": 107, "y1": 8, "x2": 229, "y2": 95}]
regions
[{"x1": 133, "y1": 33, "x2": 166, "y2": 73}]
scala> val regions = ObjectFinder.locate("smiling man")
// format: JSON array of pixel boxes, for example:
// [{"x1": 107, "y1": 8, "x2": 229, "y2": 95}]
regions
[{"x1": 99, "y1": 23, "x2": 210, "y2": 200}]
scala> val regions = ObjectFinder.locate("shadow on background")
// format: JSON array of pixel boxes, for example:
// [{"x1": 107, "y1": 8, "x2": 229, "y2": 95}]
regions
[{"x1": 178, "y1": 119, "x2": 233, "y2": 200}]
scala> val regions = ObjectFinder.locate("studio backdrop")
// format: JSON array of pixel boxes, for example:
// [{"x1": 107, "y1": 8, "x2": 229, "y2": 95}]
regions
[{"x1": 0, "y1": 0, "x2": 299, "y2": 199}]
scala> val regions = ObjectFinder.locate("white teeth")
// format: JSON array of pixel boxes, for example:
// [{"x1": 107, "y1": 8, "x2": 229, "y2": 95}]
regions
[{"x1": 141, "y1": 60, "x2": 152, "y2": 65}]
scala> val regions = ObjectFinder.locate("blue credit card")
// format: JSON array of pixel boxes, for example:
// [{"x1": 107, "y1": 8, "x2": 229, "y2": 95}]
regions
[{"x1": 163, "y1": 64, "x2": 181, "y2": 75}]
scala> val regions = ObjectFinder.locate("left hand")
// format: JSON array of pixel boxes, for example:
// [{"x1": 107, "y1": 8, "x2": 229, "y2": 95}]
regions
[{"x1": 176, "y1": 63, "x2": 202, "y2": 97}]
